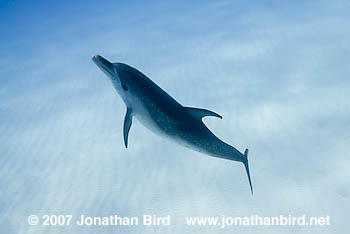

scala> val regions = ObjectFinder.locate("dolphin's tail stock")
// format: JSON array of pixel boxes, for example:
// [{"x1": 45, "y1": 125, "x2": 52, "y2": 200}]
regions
[{"x1": 243, "y1": 149, "x2": 253, "y2": 195}]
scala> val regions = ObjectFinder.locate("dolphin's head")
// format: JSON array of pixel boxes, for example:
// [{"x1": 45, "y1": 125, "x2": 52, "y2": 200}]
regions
[
  {"x1": 92, "y1": 55, "x2": 137, "y2": 102},
  {"x1": 92, "y1": 55, "x2": 123, "y2": 88}
]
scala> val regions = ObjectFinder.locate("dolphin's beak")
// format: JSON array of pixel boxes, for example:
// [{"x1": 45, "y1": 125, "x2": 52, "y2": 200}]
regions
[{"x1": 92, "y1": 55, "x2": 115, "y2": 77}]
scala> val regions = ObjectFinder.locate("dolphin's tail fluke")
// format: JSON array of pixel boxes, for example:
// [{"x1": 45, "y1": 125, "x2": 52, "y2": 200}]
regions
[{"x1": 243, "y1": 149, "x2": 253, "y2": 195}]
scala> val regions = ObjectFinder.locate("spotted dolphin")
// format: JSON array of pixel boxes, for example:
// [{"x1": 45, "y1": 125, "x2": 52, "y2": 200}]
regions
[{"x1": 92, "y1": 55, "x2": 253, "y2": 194}]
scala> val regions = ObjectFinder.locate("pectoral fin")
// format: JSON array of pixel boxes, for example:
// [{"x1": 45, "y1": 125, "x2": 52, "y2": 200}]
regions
[
  {"x1": 185, "y1": 107, "x2": 222, "y2": 120},
  {"x1": 123, "y1": 108, "x2": 133, "y2": 148}
]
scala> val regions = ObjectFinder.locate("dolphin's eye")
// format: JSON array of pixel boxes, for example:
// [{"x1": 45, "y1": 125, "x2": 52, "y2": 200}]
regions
[{"x1": 122, "y1": 84, "x2": 128, "y2": 91}]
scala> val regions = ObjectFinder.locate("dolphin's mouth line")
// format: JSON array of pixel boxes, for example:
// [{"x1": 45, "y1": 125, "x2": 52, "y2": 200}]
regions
[
  {"x1": 93, "y1": 56, "x2": 119, "y2": 82},
  {"x1": 101, "y1": 64, "x2": 115, "y2": 77}
]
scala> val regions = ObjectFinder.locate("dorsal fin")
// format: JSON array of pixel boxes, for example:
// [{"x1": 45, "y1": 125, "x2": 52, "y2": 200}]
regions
[{"x1": 184, "y1": 107, "x2": 222, "y2": 120}]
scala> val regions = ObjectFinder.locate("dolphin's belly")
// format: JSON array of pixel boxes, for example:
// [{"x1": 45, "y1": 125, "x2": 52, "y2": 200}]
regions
[
  {"x1": 132, "y1": 96, "x2": 180, "y2": 138},
  {"x1": 133, "y1": 99, "x2": 213, "y2": 152},
  {"x1": 135, "y1": 109, "x2": 206, "y2": 154}
]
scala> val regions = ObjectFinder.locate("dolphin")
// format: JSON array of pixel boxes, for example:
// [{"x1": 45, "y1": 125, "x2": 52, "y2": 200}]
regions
[{"x1": 92, "y1": 55, "x2": 253, "y2": 194}]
